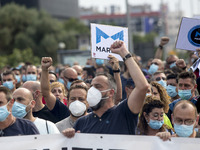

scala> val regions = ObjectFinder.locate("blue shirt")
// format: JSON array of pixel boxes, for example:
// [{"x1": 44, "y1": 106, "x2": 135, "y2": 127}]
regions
[
  {"x1": 74, "y1": 99, "x2": 138, "y2": 135},
  {"x1": 1, "y1": 118, "x2": 39, "y2": 137}
]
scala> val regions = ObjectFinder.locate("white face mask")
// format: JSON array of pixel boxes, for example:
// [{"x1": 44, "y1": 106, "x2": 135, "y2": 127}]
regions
[
  {"x1": 69, "y1": 100, "x2": 87, "y2": 117},
  {"x1": 87, "y1": 86, "x2": 110, "y2": 107}
]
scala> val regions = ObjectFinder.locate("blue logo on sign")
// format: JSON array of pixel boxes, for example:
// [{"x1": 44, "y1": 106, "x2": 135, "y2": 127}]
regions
[
  {"x1": 96, "y1": 27, "x2": 124, "y2": 44},
  {"x1": 188, "y1": 25, "x2": 200, "y2": 47}
]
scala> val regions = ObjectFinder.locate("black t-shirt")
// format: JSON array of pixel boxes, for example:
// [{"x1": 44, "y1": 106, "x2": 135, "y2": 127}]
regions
[
  {"x1": 33, "y1": 105, "x2": 58, "y2": 123},
  {"x1": 50, "y1": 98, "x2": 70, "y2": 122},
  {"x1": 1, "y1": 118, "x2": 39, "y2": 137},
  {"x1": 74, "y1": 99, "x2": 138, "y2": 135}
]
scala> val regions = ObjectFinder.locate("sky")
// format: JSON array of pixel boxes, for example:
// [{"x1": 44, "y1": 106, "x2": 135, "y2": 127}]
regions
[{"x1": 79, "y1": 0, "x2": 200, "y2": 17}]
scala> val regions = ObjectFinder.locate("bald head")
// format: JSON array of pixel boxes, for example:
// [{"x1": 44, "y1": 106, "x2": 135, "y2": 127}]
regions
[
  {"x1": 63, "y1": 68, "x2": 78, "y2": 78},
  {"x1": 22, "y1": 81, "x2": 41, "y2": 93},
  {"x1": 173, "y1": 100, "x2": 197, "y2": 118},
  {"x1": 13, "y1": 88, "x2": 33, "y2": 102},
  {"x1": 72, "y1": 65, "x2": 83, "y2": 76}
]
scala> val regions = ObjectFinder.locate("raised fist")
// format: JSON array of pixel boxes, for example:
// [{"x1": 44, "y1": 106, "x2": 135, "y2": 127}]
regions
[
  {"x1": 41, "y1": 57, "x2": 53, "y2": 70},
  {"x1": 160, "y1": 37, "x2": 169, "y2": 46}
]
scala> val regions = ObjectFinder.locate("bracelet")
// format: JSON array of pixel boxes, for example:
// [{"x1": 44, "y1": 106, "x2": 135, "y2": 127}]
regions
[
  {"x1": 158, "y1": 44, "x2": 163, "y2": 49},
  {"x1": 123, "y1": 53, "x2": 132, "y2": 62},
  {"x1": 113, "y1": 68, "x2": 120, "y2": 73}
]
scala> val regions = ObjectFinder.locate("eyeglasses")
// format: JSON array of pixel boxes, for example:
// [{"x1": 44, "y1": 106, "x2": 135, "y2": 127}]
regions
[
  {"x1": 174, "y1": 118, "x2": 196, "y2": 126},
  {"x1": 64, "y1": 76, "x2": 78, "y2": 82},
  {"x1": 155, "y1": 77, "x2": 166, "y2": 81}
]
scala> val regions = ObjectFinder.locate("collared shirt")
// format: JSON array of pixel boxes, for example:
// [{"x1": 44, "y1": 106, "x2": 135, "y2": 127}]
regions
[{"x1": 74, "y1": 99, "x2": 138, "y2": 135}]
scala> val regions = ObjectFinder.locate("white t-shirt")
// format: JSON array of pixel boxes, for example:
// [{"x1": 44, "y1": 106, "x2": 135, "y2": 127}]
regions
[{"x1": 34, "y1": 117, "x2": 60, "y2": 135}]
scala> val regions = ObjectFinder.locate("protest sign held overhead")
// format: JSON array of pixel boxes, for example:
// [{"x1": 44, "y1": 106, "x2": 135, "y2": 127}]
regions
[
  {"x1": 91, "y1": 23, "x2": 128, "y2": 61},
  {"x1": 176, "y1": 17, "x2": 200, "y2": 51}
]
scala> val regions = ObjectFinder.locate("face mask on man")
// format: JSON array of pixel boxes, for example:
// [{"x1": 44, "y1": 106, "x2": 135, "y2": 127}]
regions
[
  {"x1": 3, "y1": 81, "x2": 14, "y2": 90},
  {"x1": 148, "y1": 64, "x2": 158, "y2": 75},
  {"x1": 170, "y1": 62, "x2": 176, "y2": 68},
  {"x1": 67, "y1": 81, "x2": 72, "y2": 90},
  {"x1": 174, "y1": 123, "x2": 194, "y2": 137},
  {"x1": 0, "y1": 103, "x2": 10, "y2": 122},
  {"x1": 147, "y1": 119, "x2": 164, "y2": 130},
  {"x1": 157, "y1": 80, "x2": 167, "y2": 89},
  {"x1": 178, "y1": 89, "x2": 192, "y2": 100},
  {"x1": 26, "y1": 74, "x2": 37, "y2": 81},
  {"x1": 15, "y1": 75, "x2": 21, "y2": 83},
  {"x1": 166, "y1": 85, "x2": 177, "y2": 98},
  {"x1": 12, "y1": 101, "x2": 31, "y2": 118},
  {"x1": 87, "y1": 86, "x2": 110, "y2": 109},
  {"x1": 69, "y1": 100, "x2": 86, "y2": 117},
  {"x1": 22, "y1": 75, "x2": 27, "y2": 82},
  {"x1": 58, "y1": 78, "x2": 64, "y2": 84}
]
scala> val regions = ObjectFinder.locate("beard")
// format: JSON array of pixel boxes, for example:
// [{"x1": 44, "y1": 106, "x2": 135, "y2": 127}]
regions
[{"x1": 91, "y1": 95, "x2": 108, "y2": 111}]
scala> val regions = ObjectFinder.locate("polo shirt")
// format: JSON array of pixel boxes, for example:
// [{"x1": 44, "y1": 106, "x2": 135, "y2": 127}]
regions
[{"x1": 74, "y1": 99, "x2": 138, "y2": 135}]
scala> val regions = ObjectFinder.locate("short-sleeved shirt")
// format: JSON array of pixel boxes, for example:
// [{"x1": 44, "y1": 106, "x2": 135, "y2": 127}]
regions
[
  {"x1": 56, "y1": 116, "x2": 75, "y2": 132},
  {"x1": 33, "y1": 105, "x2": 58, "y2": 123},
  {"x1": 74, "y1": 99, "x2": 138, "y2": 135},
  {"x1": 1, "y1": 118, "x2": 39, "y2": 137},
  {"x1": 50, "y1": 98, "x2": 70, "y2": 122}
]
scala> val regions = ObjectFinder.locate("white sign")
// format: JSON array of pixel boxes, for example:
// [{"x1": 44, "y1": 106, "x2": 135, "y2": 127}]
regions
[
  {"x1": 1, "y1": 133, "x2": 200, "y2": 150},
  {"x1": 176, "y1": 17, "x2": 200, "y2": 51},
  {"x1": 91, "y1": 23, "x2": 128, "y2": 61}
]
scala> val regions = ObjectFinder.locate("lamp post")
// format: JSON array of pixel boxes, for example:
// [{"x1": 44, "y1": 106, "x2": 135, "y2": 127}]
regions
[{"x1": 126, "y1": 0, "x2": 134, "y2": 54}]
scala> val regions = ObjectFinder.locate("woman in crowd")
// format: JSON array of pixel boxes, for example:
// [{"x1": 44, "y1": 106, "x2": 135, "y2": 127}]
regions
[
  {"x1": 50, "y1": 81, "x2": 67, "y2": 105},
  {"x1": 150, "y1": 81, "x2": 172, "y2": 128},
  {"x1": 137, "y1": 96, "x2": 174, "y2": 135}
]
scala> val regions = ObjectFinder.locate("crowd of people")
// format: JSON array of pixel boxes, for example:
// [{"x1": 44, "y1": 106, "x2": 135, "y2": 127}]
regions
[{"x1": 0, "y1": 39, "x2": 200, "y2": 142}]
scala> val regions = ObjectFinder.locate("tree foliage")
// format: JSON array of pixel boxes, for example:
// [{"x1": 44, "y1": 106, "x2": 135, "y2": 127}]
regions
[{"x1": 0, "y1": 3, "x2": 89, "y2": 67}]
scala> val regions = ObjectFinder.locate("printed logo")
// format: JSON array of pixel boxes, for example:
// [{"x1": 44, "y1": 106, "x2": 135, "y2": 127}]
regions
[
  {"x1": 188, "y1": 25, "x2": 200, "y2": 47},
  {"x1": 96, "y1": 27, "x2": 124, "y2": 44}
]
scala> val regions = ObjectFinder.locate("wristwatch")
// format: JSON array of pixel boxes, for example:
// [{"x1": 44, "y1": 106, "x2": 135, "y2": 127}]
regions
[
  {"x1": 113, "y1": 68, "x2": 120, "y2": 73},
  {"x1": 123, "y1": 53, "x2": 132, "y2": 62}
]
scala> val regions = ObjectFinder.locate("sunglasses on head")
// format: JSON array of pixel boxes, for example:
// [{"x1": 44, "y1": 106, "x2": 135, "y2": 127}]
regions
[{"x1": 155, "y1": 77, "x2": 166, "y2": 81}]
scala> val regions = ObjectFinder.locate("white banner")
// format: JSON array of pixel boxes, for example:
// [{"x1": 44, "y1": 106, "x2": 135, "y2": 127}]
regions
[
  {"x1": 1, "y1": 133, "x2": 200, "y2": 150},
  {"x1": 91, "y1": 23, "x2": 128, "y2": 61},
  {"x1": 176, "y1": 17, "x2": 200, "y2": 51}
]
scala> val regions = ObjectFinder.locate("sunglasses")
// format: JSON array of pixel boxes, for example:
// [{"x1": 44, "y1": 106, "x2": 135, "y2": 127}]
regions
[
  {"x1": 155, "y1": 77, "x2": 166, "y2": 81},
  {"x1": 151, "y1": 62, "x2": 159, "y2": 65},
  {"x1": 64, "y1": 76, "x2": 78, "y2": 82}
]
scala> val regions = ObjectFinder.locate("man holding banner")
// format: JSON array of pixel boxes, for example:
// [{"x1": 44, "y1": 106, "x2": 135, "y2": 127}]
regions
[{"x1": 63, "y1": 40, "x2": 149, "y2": 136}]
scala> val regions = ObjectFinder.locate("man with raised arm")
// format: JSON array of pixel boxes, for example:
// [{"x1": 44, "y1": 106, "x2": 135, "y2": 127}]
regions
[{"x1": 63, "y1": 40, "x2": 149, "y2": 137}]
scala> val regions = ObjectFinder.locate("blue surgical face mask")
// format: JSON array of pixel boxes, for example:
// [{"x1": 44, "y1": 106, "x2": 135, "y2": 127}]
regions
[
  {"x1": 96, "y1": 59, "x2": 104, "y2": 65},
  {"x1": 148, "y1": 64, "x2": 159, "y2": 75},
  {"x1": 15, "y1": 75, "x2": 21, "y2": 83},
  {"x1": 157, "y1": 79, "x2": 167, "y2": 88},
  {"x1": 12, "y1": 101, "x2": 30, "y2": 118},
  {"x1": 22, "y1": 75, "x2": 27, "y2": 82},
  {"x1": 170, "y1": 62, "x2": 176, "y2": 68},
  {"x1": 174, "y1": 123, "x2": 194, "y2": 137},
  {"x1": 67, "y1": 81, "x2": 72, "y2": 90},
  {"x1": 77, "y1": 75, "x2": 82, "y2": 80},
  {"x1": 167, "y1": 85, "x2": 177, "y2": 98},
  {"x1": 148, "y1": 119, "x2": 164, "y2": 130},
  {"x1": 178, "y1": 89, "x2": 192, "y2": 100},
  {"x1": 0, "y1": 103, "x2": 10, "y2": 122},
  {"x1": 58, "y1": 78, "x2": 64, "y2": 84},
  {"x1": 3, "y1": 81, "x2": 14, "y2": 90},
  {"x1": 26, "y1": 74, "x2": 37, "y2": 81}
]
